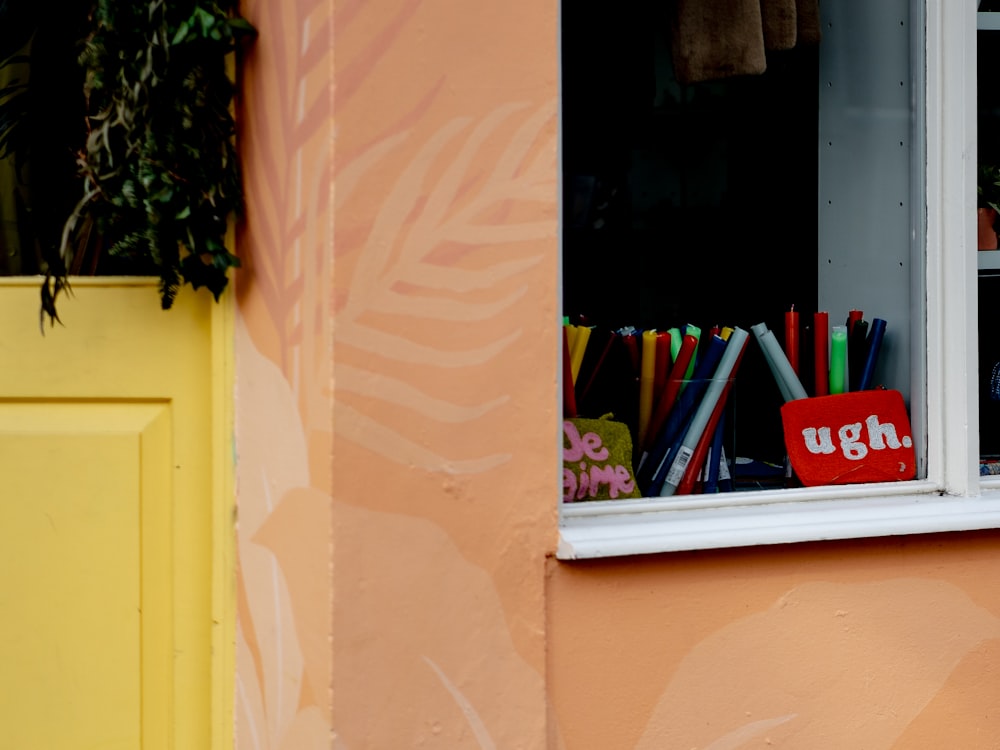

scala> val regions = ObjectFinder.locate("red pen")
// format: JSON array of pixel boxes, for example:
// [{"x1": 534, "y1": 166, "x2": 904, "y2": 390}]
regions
[
  {"x1": 652, "y1": 331, "x2": 672, "y2": 412},
  {"x1": 784, "y1": 305, "x2": 800, "y2": 375},
  {"x1": 674, "y1": 336, "x2": 749, "y2": 495},
  {"x1": 621, "y1": 332, "x2": 640, "y2": 376},
  {"x1": 643, "y1": 334, "x2": 698, "y2": 453},
  {"x1": 847, "y1": 309, "x2": 864, "y2": 336}
]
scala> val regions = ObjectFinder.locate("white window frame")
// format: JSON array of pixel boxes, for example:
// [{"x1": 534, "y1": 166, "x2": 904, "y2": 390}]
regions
[{"x1": 557, "y1": 1, "x2": 1000, "y2": 560}]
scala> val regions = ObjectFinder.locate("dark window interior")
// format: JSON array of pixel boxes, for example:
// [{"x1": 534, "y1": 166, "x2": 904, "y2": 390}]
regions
[
  {"x1": 0, "y1": 10, "x2": 152, "y2": 277},
  {"x1": 562, "y1": 0, "x2": 819, "y2": 473},
  {"x1": 979, "y1": 20, "x2": 1000, "y2": 458}
]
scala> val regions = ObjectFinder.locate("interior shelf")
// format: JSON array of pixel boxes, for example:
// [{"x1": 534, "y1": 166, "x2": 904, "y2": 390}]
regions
[
  {"x1": 980, "y1": 250, "x2": 1000, "y2": 273},
  {"x1": 980, "y1": 12, "x2": 1000, "y2": 31}
]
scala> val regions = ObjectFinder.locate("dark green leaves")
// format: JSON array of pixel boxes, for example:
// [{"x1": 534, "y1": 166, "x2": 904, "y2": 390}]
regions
[
  {"x1": 980, "y1": 164, "x2": 1000, "y2": 214},
  {"x1": 75, "y1": 0, "x2": 254, "y2": 311},
  {"x1": 0, "y1": 0, "x2": 255, "y2": 320}
]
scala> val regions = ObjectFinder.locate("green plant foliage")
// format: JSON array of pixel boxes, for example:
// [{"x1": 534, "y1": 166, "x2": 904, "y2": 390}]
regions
[
  {"x1": 980, "y1": 163, "x2": 1000, "y2": 214},
  {"x1": 70, "y1": 0, "x2": 256, "y2": 310},
  {"x1": 0, "y1": 0, "x2": 255, "y2": 320}
]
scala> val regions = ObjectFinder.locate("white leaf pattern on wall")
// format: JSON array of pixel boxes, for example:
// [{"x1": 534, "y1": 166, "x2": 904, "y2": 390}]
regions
[
  {"x1": 239, "y1": 0, "x2": 558, "y2": 747},
  {"x1": 635, "y1": 579, "x2": 1000, "y2": 749},
  {"x1": 236, "y1": 318, "x2": 324, "y2": 748},
  {"x1": 339, "y1": 364, "x2": 508, "y2": 421},
  {"x1": 337, "y1": 402, "x2": 511, "y2": 474},
  {"x1": 334, "y1": 102, "x2": 556, "y2": 472},
  {"x1": 703, "y1": 714, "x2": 797, "y2": 750},
  {"x1": 424, "y1": 657, "x2": 498, "y2": 750}
]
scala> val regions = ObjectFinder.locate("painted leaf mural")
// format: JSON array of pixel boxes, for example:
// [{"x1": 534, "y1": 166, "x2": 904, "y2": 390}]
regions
[
  {"x1": 236, "y1": 0, "x2": 335, "y2": 742},
  {"x1": 334, "y1": 102, "x2": 556, "y2": 472},
  {"x1": 235, "y1": 318, "x2": 329, "y2": 750},
  {"x1": 635, "y1": 579, "x2": 1000, "y2": 749},
  {"x1": 236, "y1": 0, "x2": 559, "y2": 746},
  {"x1": 239, "y1": 0, "x2": 332, "y2": 432}
]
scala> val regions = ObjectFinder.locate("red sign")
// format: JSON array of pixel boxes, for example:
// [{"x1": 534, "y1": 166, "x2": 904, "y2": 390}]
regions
[{"x1": 780, "y1": 390, "x2": 916, "y2": 487}]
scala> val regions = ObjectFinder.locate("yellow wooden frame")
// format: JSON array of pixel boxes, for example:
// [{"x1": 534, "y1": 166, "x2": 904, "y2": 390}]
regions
[{"x1": 0, "y1": 277, "x2": 235, "y2": 749}]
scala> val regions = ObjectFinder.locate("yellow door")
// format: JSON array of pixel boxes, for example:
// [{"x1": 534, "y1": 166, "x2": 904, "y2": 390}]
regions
[{"x1": 0, "y1": 279, "x2": 233, "y2": 750}]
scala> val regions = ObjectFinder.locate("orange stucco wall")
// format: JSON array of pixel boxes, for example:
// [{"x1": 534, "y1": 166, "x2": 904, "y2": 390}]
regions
[
  {"x1": 550, "y1": 534, "x2": 1000, "y2": 749},
  {"x1": 235, "y1": 0, "x2": 333, "y2": 746},
  {"x1": 233, "y1": 0, "x2": 1000, "y2": 748}
]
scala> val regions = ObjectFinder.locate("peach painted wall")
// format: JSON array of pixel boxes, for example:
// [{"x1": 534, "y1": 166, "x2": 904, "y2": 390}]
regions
[
  {"x1": 235, "y1": 0, "x2": 334, "y2": 746},
  {"x1": 233, "y1": 0, "x2": 1000, "y2": 748},
  {"x1": 235, "y1": 0, "x2": 559, "y2": 746},
  {"x1": 550, "y1": 534, "x2": 1000, "y2": 749}
]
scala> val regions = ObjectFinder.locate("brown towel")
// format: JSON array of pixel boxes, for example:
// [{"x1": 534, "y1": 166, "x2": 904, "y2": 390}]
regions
[
  {"x1": 761, "y1": 0, "x2": 798, "y2": 51},
  {"x1": 669, "y1": 0, "x2": 821, "y2": 84},
  {"x1": 669, "y1": 0, "x2": 766, "y2": 85},
  {"x1": 796, "y1": 0, "x2": 822, "y2": 46}
]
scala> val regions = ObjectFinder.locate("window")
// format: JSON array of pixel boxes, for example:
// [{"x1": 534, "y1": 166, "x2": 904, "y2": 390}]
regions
[
  {"x1": 978, "y1": 4, "x2": 1000, "y2": 468},
  {"x1": 559, "y1": 1, "x2": 1000, "y2": 558},
  {"x1": 0, "y1": 12, "x2": 90, "y2": 276}
]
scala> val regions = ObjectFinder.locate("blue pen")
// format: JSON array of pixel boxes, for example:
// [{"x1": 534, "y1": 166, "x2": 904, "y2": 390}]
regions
[
  {"x1": 857, "y1": 318, "x2": 886, "y2": 390},
  {"x1": 704, "y1": 414, "x2": 726, "y2": 493},
  {"x1": 638, "y1": 334, "x2": 728, "y2": 494},
  {"x1": 650, "y1": 328, "x2": 749, "y2": 497}
]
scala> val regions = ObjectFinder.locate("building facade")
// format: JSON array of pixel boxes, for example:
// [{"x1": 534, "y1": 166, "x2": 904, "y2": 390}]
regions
[{"x1": 232, "y1": 0, "x2": 1000, "y2": 747}]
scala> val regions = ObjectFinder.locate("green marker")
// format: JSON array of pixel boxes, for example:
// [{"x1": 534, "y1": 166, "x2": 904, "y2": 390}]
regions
[
  {"x1": 682, "y1": 324, "x2": 701, "y2": 382},
  {"x1": 829, "y1": 325, "x2": 848, "y2": 394}
]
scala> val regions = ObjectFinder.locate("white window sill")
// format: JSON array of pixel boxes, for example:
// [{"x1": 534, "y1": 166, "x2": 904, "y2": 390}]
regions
[{"x1": 558, "y1": 482, "x2": 1000, "y2": 559}]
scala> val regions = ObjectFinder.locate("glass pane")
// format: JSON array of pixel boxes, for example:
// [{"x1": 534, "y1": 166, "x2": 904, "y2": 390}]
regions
[
  {"x1": 562, "y1": 0, "x2": 924, "y2": 498},
  {"x1": 979, "y1": 3, "x2": 1000, "y2": 470},
  {"x1": 0, "y1": 10, "x2": 156, "y2": 278}
]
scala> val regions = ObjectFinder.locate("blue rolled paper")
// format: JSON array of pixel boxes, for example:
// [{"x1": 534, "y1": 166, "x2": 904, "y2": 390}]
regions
[{"x1": 857, "y1": 318, "x2": 886, "y2": 391}]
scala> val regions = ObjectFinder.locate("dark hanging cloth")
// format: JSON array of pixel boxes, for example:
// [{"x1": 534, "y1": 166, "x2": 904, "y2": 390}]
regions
[
  {"x1": 797, "y1": 0, "x2": 822, "y2": 46},
  {"x1": 668, "y1": 0, "x2": 821, "y2": 85},
  {"x1": 762, "y1": 0, "x2": 798, "y2": 51}
]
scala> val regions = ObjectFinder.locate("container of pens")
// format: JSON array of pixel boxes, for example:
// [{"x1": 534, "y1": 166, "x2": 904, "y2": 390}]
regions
[
  {"x1": 756, "y1": 312, "x2": 916, "y2": 487},
  {"x1": 634, "y1": 374, "x2": 739, "y2": 497},
  {"x1": 561, "y1": 307, "x2": 912, "y2": 499},
  {"x1": 562, "y1": 317, "x2": 749, "y2": 499}
]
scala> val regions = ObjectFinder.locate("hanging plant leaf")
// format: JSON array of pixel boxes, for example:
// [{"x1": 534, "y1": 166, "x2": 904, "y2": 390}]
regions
[{"x1": 0, "y1": 0, "x2": 256, "y2": 322}]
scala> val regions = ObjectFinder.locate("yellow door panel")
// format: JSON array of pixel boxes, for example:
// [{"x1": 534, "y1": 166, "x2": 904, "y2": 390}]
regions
[{"x1": 0, "y1": 280, "x2": 232, "y2": 750}]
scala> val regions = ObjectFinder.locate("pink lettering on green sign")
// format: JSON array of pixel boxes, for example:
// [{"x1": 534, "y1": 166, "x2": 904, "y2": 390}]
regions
[
  {"x1": 563, "y1": 421, "x2": 609, "y2": 462},
  {"x1": 563, "y1": 420, "x2": 636, "y2": 501}
]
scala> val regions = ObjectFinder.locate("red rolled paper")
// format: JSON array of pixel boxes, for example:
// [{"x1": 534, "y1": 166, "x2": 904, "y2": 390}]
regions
[{"x1": 784, "y1": 306, "x2": 800, "y2": 375}]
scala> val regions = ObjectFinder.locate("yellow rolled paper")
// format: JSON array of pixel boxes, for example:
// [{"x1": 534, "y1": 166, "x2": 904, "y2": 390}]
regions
[
  {"x1": 569, "y1": 325, "x2": 591, "y2": 384},
  {"x1": 638, "y1": 329, "x2": 657, "y2": 447}
]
